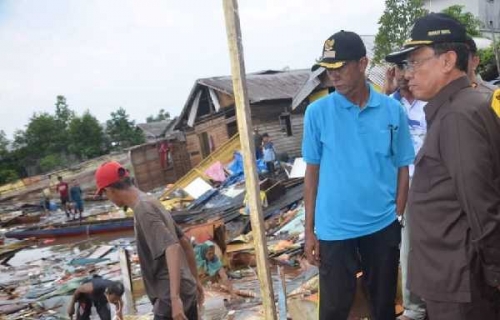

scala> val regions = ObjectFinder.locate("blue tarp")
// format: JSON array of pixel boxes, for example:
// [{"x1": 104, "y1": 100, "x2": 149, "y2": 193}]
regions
[{"x1": 227, "y1": 151, "x2": 268, "y2": 177}]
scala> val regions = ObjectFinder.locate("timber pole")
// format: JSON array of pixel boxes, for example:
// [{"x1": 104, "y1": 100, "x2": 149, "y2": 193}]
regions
[{"x1": 221, "y1": 1, "x2": 277, "y2": 319}]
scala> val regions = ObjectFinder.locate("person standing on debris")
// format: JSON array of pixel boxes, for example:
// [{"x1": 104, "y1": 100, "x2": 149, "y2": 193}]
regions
[
  {"x1": 384, "y1": 54, "x2": 428, "y2": 320},
  {"x1": 41, "y1": 186, "x2": 51, "y2": 213},
  {"x1": 70, "y1": 179, "x2": 84, "y2": 221},
  {"x1": 56, "y1": 176, "x2": 71, "y2": 218},
  {"x1": 303, "y1": 30, "x2": 415, "y2": 320},
  {"x1": 194, "y1": 240, "x2": 237, "y2": 300},
  {"x1": 253, "y1": 127, "x2": 263, "y2": 160},
  {"x1": 387, "y1": 13, "x2": 500, "y2": 319},
  {"x1": 68, "y1": 276, "x2": 124, "y2": 320},
  {"x1": 94, "y1": 161, "x2": 203, "y2": 320},
  {"x1": 466, "y1": 36, "x2": 496, "y2": 93},
  {"x1": 261, "y1": 133, "x2": 276, "y2": 177}
]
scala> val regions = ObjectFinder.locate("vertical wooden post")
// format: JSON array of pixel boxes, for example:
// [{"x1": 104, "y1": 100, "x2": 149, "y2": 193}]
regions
[
  {"x1": 221, "y1": 1, "x2": 277, "y2": 319},
  {"x1": 277, "y1": 266, "x2": 288, "y2": 320},
  {"x1": 119, "y1": 248, "x2": 136, "y2": 314}
]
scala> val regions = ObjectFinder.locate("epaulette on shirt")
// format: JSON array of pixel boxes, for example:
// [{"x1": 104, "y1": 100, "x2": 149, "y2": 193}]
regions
[{"x1": 491, "y1": 88, "x2": 500, "y2": 118}]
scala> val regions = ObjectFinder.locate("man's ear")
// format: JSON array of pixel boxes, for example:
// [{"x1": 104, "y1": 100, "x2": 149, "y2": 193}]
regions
[
  {"x1": 442, "y1": 51, "x2": 458, "y2": 73},
  {"x1": 359, "y1": 57, "x2": 369, "y2": 72}
]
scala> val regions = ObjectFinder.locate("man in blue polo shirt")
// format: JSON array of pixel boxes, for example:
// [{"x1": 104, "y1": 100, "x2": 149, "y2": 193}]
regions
[{"x1": 303, "y1": 31, "x2": 415, "y2": 320}]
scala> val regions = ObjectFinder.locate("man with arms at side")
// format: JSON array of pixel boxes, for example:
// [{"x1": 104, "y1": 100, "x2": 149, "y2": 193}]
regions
[
  {"x1": 303, "y1": 31, "x2": 414, "y2": 320},
  {"x1": 390, "y1": 13, "x2": 500, "y2": 319},
  {"x1": 94, "y1": 161, "x2": 204, "y2": 320},
  {"x1": 383, "y1": 56, "x2": 427, "y2": 320}
]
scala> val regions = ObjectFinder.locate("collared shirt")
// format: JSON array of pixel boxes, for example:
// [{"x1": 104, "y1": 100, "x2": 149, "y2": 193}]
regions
[
  {"x1": 408, "y1": 76, "x2": 500, "y2": 303},
  {"x1": 303, "y1": 84, "x2": 415, "y2": 240},
  {"x1": 391, "y1": 91, "x2": 427, "y2": 177}
]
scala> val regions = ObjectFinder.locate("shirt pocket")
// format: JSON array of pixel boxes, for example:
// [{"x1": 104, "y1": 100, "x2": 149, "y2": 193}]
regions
[
  {"x1": 411, "y1": 151, "x2": 430, "y2": 192},
  {"x1": 371, "y1": 129, "x2": 392, "y2": 157}
]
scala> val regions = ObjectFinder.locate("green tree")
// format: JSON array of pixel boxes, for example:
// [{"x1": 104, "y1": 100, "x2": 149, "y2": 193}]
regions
[
  {"x1": 373, "y1": 0, "x2": 427, "y2": 64},
  {"x1": 39, "y1": 154, "x2": 63, "y2": 172},
  {"x1": 68, "y1": 111, "x2": 107, "y2": 159},
  {"x1": 22, "y1": 113, "x2": 61, "y2": 156},
  {"x1": 0, "y1": 130, "x2": 9, "y2": 159},
  {"x1": 478, "y1": 44, "x2": 500, "y2": 80},
  {"x1": 106, "y1": 107, "x2": 145, "y2": 149},
  {"x1": 54, "y1": 95, "x2": 75, "y2": 152},
  {"x1": 146, "y1": 109, "x2": 171, "y2": 123},
  {"x1": 441, "y1": 5, "x2": 482, "y2": 37},
  {"x1": 0, "y1": 131, "x2": 19, "y2": 184},
  {"x1": 55, "y1": 95, "x2": 74, "y2": 127}
]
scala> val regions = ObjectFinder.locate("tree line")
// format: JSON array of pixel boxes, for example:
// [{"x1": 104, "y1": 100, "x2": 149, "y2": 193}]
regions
[
  {"x1": 0, "y1": 95, "x2": 171, "y2": 184},
  {"x1": 374, "y1": 3, "x2": 498, "y2": 81}
]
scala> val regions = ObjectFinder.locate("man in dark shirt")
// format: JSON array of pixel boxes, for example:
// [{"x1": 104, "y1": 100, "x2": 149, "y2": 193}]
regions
[
  {"x1": 94, "y1": 161, "x2": 203, "y2": 320},
  {"x1": 68, "y1": 276, "x2": 124, "y2": 320},
  {"x1": 388, "y1": 13, "x2": 500, "y2": 319}
]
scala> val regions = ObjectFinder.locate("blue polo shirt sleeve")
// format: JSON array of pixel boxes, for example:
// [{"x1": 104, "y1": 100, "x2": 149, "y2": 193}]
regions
[
  {"x1": 302, "y1": 102, "x2": 322, "y2": 165},
  {"x1": 394, "y1": 104, "x2": 415, "y2": 167}
]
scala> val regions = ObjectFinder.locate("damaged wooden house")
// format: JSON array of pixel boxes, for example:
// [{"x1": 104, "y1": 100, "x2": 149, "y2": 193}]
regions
[
  {"x1": 130, "y1": 118, "x2": 192, "y2": 192},
  {"x1": 174, "y1": 69, "x2": 310, "y2": 166}
]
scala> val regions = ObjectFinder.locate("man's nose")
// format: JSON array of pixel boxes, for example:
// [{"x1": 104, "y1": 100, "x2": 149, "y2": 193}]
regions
[{"x1": 404, "y1": 69, "x2": 413, "y2": 80}]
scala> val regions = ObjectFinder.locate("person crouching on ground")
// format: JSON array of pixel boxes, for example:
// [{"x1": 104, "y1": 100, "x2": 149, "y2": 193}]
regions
[
  {"x1": 194, "y1": 240, "x2": 237, "y2": 300},
  {"x1": 68, "y1": 275, "x2": 124, "y2": 320}
]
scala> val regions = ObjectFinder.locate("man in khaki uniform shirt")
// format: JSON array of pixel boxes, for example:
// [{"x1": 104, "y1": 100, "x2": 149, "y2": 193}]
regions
[{"x1": 388, "y1": 13, "x2": 500, "y2": 319}]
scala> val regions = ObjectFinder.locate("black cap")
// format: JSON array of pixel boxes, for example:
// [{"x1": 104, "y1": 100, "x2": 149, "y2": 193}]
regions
[
  {"x1": 314, "y1": 31, "x2": 366, "y2": 70},
  {"x1": 385, "y1": 13, "x2": 467, "y2": 63}
]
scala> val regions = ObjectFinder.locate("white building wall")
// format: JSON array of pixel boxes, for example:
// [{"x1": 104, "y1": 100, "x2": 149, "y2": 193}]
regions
[{"x1": 424, "y1": 0, "x2": 500, "y2": 33}]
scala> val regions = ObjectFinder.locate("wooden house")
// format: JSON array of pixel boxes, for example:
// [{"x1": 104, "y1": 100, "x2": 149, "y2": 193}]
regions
[
  {"x1": 174, "y1": 69, "x2": 310, "y2": 166},
  {"x1": 128, "y1": 133, "x2": 191, "y2": 192}
]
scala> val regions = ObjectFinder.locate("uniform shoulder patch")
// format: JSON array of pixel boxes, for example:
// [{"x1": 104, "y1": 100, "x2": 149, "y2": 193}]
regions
[{"x1": 491, "y1": 89, "x2": 500, "y2": 118}]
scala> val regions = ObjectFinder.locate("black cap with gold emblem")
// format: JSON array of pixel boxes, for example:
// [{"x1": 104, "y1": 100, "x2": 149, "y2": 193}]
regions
[
  {"x1": 385, "y1": 13, "x2": 467, "y2": 63},
  {"x1": 313, "y1": 30, "x2": 366, "y2": 71}
]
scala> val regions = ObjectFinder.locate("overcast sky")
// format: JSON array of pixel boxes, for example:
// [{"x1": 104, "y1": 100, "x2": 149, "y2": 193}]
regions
[{"x1": 0, "y1": 0, "x2": 385, "y2": 139}]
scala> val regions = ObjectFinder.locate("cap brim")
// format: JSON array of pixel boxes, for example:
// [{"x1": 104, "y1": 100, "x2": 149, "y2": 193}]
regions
[
  {"x1": 385, "y1": 46, "x2": 420, "y2": 64},
  {"x1": 316, "y1": 61, "x2": 346, "y2": 70}
]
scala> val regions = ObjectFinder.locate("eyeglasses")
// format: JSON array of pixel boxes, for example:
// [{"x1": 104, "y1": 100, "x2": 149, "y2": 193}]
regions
[{"x1": 401, "y1": 56, "x2": 436, "y2": 72}]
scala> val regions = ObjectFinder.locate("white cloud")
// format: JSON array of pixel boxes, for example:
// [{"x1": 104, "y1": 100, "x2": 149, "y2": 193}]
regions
[{"x1": 0, "y1": 0, "x2": 384, "y2": 138}]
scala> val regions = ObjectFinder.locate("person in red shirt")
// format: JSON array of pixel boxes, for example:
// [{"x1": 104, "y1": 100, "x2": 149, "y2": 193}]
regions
[{"x1": 56, "y1": 176, "x2": 71, "y2": 218}]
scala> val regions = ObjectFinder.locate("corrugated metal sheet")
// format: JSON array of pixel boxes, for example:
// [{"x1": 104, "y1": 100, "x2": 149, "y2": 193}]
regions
[
  {"x1": 198, "y1": 69, "x2": 310, "y2": 103},
  {"x1": 136, "y1": 120, "x2": 172, "y2": 139}
]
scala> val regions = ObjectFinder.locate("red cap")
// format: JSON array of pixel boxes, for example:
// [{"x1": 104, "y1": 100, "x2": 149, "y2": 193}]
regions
[{"x1": 94, "y1": 161, "x2": 129, "y2": 195}]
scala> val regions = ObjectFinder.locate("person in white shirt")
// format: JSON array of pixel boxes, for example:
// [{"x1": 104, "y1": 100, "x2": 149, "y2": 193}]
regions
[{"x1": 384, "y1": 61, "x2": 427, "y2": 320}]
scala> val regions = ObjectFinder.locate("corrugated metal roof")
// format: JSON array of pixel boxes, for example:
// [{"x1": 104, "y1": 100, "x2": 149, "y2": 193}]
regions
[
  {"x1": 137, "y1": 120, "x2": 172, "y2": 139},
  {"x1": 198, "y1": 69, "x2": 310, "y2": 103},
  {"x1": 363, "y1": 35, "x2": 390, "y2": 89},
  {"x1": 175, "y1": 69, "x2": 311, "y2": 129}
]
